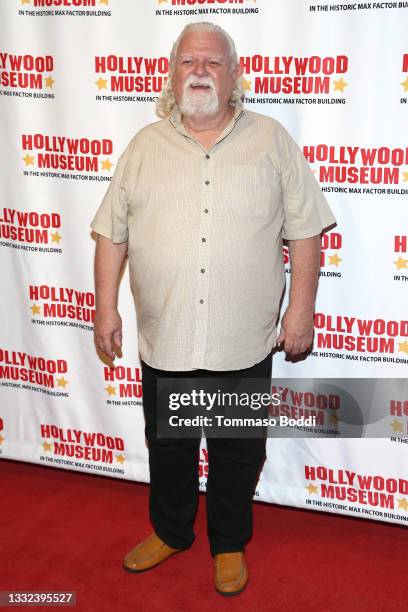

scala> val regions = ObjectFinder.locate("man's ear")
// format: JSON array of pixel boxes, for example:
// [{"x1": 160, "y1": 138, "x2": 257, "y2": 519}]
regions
[{"x1": 233, "y1": 63, "x2": 243, "y2": 81}]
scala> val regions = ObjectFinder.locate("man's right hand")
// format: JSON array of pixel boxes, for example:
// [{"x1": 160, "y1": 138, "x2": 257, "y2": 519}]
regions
[{"x1": 93, "y1": 309, "x2": 123, "y2": 361}]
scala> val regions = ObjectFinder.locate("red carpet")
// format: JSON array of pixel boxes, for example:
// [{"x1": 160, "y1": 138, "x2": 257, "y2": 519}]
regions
[{"x1": 0, "y1": 458, "x2": 406, "y2": 611}]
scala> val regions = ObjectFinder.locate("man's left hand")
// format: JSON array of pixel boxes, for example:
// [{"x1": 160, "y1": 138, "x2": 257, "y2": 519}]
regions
[{"x1": 276, "y1": 305, "x2": 314, "y2": 356}]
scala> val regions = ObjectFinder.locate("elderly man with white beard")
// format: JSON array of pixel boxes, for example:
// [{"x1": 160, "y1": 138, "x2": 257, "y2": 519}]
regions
[{"x1": 90, "y1": 22, "x2": 336, "y2": 596}]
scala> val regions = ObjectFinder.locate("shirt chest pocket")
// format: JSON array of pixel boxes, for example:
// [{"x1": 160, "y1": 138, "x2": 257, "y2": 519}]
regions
[{"x1": 215, "y1": 165, "x2": 276, "y2": 218}]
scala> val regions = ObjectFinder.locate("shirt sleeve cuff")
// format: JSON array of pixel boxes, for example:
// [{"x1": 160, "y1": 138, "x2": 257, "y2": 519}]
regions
[
  {"x1": 282, "y1": 222, "x2": 335, "y2": 240},
  {"x1": 90, "y1": 221, "x2": 128, "y2": 243}
]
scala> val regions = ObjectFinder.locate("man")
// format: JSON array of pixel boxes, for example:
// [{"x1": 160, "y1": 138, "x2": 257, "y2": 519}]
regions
[{"x1": 90, "y1": 22, "x2": 336, "y2": 596}]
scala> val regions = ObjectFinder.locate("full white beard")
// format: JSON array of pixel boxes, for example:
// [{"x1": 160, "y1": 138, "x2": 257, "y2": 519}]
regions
[{"x1": 179, "y1": 75, "x2": 220, "y2": 117}]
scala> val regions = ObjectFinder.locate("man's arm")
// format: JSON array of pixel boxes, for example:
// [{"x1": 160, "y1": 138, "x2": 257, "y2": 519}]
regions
[
  {"x1": 93, "y1": 234, "x2": 128, "y2": 361},
  {"x1": 277, "y1": 235, "x2": 321, "y2": 356}
]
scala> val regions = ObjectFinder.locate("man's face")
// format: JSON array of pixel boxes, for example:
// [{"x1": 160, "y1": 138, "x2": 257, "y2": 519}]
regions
[{"x1": 172, "y1": 31, "x2": 242, "y2": 117}]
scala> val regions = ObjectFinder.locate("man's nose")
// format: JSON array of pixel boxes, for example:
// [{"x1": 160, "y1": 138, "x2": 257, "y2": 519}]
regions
[{"x1": 194, "y1": 60, "x2": 208, "y2": 76}]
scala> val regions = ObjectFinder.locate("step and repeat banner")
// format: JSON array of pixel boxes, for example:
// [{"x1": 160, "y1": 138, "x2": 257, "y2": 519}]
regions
[{"x1": 0, "y1": 0, "x2": 407, "y2": 526}]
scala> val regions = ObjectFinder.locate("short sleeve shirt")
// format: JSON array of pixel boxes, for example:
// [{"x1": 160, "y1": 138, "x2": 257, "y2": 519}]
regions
[{"x1": 90, "y1": 102, "x2": 336, "y2": 371}]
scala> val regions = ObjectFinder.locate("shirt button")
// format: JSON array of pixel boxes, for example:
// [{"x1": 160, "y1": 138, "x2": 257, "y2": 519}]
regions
[
  {"x1": 199, "y1": 299, "x2": 204, "y2": 304},
  {"x1": 205, "y1": 154, "x2": 210, "y2": 159},
  {"x1": 205, "y1": 180, "x2": 210, "y2": 185},
  {"x1": 201, "y1": 268, "x2": 205, "y2": 273},
  {"x1": 204, "y1": 208, "x2": 209, "y2": 213},
  {"x1": 201, "y1": 237, "x2": 206, "y2": 242}
]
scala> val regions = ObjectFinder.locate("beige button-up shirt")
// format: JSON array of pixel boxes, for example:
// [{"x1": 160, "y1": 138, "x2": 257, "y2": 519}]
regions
[{"x1": 90, "y1": 101, "x2": 336, "y2": 371}]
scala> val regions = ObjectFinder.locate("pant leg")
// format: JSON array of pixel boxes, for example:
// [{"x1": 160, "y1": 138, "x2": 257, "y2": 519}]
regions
[
  {"x1": 141, "y1": 360, "x2": 200, "y2": 550},
  {"x1": 204, "y1": 351, "x2": 273, "y2": 557}
]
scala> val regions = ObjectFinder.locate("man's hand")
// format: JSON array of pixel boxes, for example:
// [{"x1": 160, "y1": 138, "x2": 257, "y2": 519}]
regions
[
  {"x1": 94, "y1": 309, "x2": 123, "y2": 361},
  {"x1": 93, "y1": 234, "x2": 128, "y2": 361},
  {"x1": 276, "y1": 305, "x2": 314, "y2": 356},
  {"x1": 277, "y1": 235, "x2": 320, "y2": 357}
]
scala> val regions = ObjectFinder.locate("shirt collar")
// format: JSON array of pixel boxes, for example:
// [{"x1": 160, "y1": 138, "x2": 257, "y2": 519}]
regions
[{"x1": 168, "y1": 99, "x2": 245, "y2": 143}]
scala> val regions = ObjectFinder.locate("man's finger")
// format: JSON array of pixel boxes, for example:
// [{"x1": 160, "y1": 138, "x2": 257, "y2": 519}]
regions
[
  {"x1": 283, "y1": 336, "x2": 305, "y2": 355},
  {"x1": 285, "y1": 341, "x2": 311, "y2": 356},
  {"x1": 100, "y1": 346, "x2": 114, "y2": 359},
  {"x1": 283, "y1": 338, "x2": 294, "y2": 354},
  {"x1": 276, "y1": 328, "x2": 285, "y2": 345},
  {"x1": 98, "y1": 337, "x2": 114, "y2": 359},
  {"x1": 113, "y1": 329, "x2": 122, "y2": 347}
]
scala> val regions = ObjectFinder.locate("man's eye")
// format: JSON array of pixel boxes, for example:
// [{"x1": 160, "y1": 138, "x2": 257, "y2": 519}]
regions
[
  {"x1": 210, "y1": 62, "x2": 220, "y2": 66},
  {"x1": 182, "y1": 60, "x2": 192, "y2": 64}
]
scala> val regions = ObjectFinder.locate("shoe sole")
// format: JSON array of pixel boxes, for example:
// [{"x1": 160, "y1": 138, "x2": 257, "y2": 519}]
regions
[
  {"x1": 215, "y1": 576, "x2": 248, "y2": 597},
  {"x1": 215, "y1": 583, "x2": 248, "y2": 596}
]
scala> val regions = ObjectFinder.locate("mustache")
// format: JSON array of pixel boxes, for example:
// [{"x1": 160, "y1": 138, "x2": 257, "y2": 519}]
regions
[{"x1": 183, "y1": 75, "x2": 216, "y2": 90}]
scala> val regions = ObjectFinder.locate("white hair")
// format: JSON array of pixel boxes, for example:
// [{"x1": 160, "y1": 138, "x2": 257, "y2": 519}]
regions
[
  {"x1": 179, "y1": 74, "x2": 220, "y2": 117},
  {"x1": 156, "y1": 22, "x2": 244, "y2": 119}
]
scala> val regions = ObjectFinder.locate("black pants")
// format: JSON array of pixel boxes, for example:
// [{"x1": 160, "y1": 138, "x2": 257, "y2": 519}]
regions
[{"x1": 141, "y1": 351, "x2": 272, "y2": 557}]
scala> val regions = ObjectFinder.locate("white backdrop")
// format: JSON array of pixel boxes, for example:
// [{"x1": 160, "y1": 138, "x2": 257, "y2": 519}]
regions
[{"x1": 1, "y1": 0, "x2": 407, "y2": 526}]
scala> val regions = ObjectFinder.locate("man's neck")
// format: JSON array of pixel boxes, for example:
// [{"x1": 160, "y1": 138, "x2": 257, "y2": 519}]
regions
[{"x1": 182, "y1": 105, "x2": 235, "y2": 137}]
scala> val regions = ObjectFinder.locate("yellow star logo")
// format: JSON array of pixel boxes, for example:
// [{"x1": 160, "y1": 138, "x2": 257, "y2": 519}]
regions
[
  {"x1": 101, "y1": 159, "x2": 114, "y2": 171},
  {"x1": 42, "y1": 441, "x2": 52, "y2": 452},
  {"x1": 241, "y1": 78, "x2": 252, "y2": 92},
  {"x1": 30, "y1": 303, "x2": 41, "y2": 315},
  {"x1": 105, "y1": 384, "x2": 116, "y2": 396},
  {"x1": 393, "y1": 256, "x2": 408, "y2": 270},
  {"x1": 0, "y1": 434, "x2": 5, "y2": 445},
  {"x1": 333, "y1": 77, "x2": 348, "y2": 93},
  {"x1": 402, "y1": 171, "x2": 408, "y2": 182},
  {"x1": 22, "y1": 154, "x2": 35, "y2": 166},
  {"x1": 95, "y1": 77, "x2": 108, "y2": 90},
  {"x1": 390, "y1": 419, "x2": 403, "y2": 432},
  {"x1": 158, "y1": 0, "x2": 168, "y2": 4},
  {"x1": 400, "y1": 76, "x2": 408, "y2": 92},
  {"x1": 99, "y1": 0, "x2": 110, "y2": 4},
  {"x1": 329, "y1": 412, "x2": 340, "y2": 424},
  {"x1": 398, "y1": 497, "x2": 408, "y2": 511},
  {"x1": 306, "y1": 483, "x2": 318, "y2": 495},
  {"x1": 50, "y1": 231, "x2": 62, "y2": 243},
  {"x1": 21, "y1": 0, "x2": 30, "y2": 4},
  {"x1": 328, "y1": 253, "x2": 342, "y2": 267},
  {"x1": 56, "y1": 377, "x2": 69, "y2": 388},
  {"x1": 44, "y1": 75, "x2": 55, "y2": 88},
  {"x1": 116, "y1": 454, "x2": 126, "y2": 464},
  {"x1": 398, "y1": 341, "x2": 408, "y2": 355}
]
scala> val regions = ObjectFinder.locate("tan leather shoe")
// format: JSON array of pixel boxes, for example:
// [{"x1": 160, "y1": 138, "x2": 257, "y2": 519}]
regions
[
  {"x1": 123, "y1": 532, "x2": 183, "y2": 573},
  {"x1": 214, "y1": 552, "x2": 248, "y2": 596}
]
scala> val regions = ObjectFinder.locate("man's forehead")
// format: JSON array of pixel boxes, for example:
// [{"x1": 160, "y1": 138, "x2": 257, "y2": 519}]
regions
[
  {"x1": 177, "y1": 32, "x2": 229, "y2": 57},
  {"x1": 178, "y1": 51, "x2": 224, "y2": 61}
]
